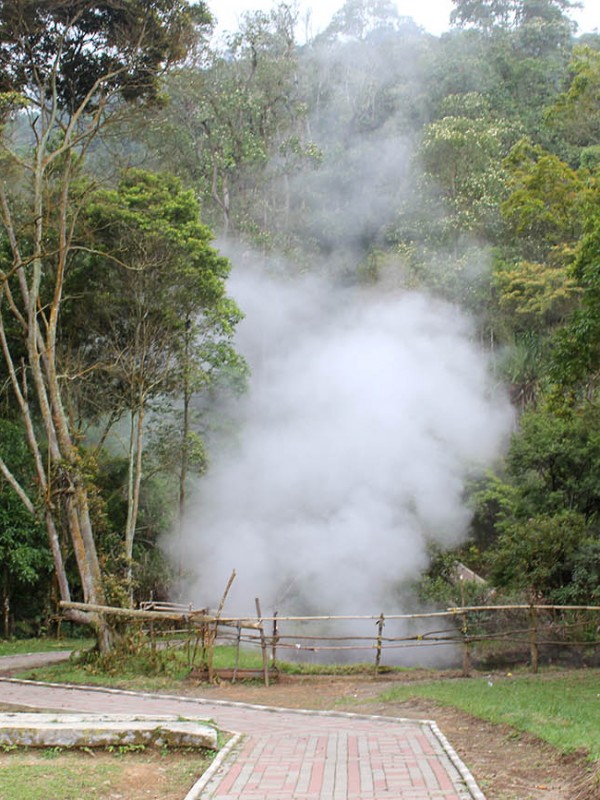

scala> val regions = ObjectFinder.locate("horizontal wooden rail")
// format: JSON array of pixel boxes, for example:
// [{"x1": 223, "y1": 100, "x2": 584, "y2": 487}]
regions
[{"x1": 59, "y1": 601, "x2": 262, "y2": 628}]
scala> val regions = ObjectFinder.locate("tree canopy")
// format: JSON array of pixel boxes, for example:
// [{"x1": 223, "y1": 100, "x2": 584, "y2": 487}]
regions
[{"x1": 2, "y1": 0, "x2": 600, "y2": 640}]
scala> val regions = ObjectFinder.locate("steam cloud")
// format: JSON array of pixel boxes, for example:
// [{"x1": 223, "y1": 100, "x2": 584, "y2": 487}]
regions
[{"x1": 174, "y1": 267, "x2": 513, "y2": 617}]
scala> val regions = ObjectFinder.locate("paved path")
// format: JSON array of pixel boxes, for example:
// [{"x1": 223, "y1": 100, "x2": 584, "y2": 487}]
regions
[
  {"x1": 0, "y1": 650, "x2": 72, "y2": 674},
  {"x1": 0, "y1": 655, "x2": 485, "y2": 800}
]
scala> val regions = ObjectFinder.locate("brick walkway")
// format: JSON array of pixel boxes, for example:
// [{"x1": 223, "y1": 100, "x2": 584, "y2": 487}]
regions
[{"x1": 0, "y1": 669, "x2": 485, "y2": 799}]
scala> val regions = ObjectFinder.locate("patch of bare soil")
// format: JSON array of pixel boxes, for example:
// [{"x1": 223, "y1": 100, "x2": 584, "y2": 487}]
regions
[{"x1": 181, "y1": 672, "x2": 591, "y2": 800}]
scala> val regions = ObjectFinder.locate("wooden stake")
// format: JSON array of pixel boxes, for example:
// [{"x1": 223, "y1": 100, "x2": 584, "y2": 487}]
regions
[
  {"x1": 216, "y1": 570, "x2": 237, "y2": 616},
  {"x1": 529, "y1": 605, "x2": 539, "y2": 674},
  {"x1": 272, "y1": 611, "x2": 279, "y2": 670},
  {"x1": 208, "y1": 570, "x2": 237, "y2": 683},
  {"x1": 375, "y1": 613, "x2": 385, "y2": 673},
  {"x1": 461, "y1": 613, "x2": 471, "y2": 677},
  {"x1": 255, "y1": 597, "x2": 269, "y2": 687},
  {"x1": 232, "y1": 622, "x2": 242, "y2": 683}
]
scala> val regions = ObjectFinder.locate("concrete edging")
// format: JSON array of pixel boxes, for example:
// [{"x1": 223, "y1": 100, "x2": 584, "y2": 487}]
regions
[
  {"x1": 182, "y1": 732, "x2": 244, "y2": 800},
  {"x1": 429, "y1": 720, "x2": 487, "y2": 800}
]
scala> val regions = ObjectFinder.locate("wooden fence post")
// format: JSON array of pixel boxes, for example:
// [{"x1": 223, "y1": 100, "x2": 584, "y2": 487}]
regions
[
  {"x1": 375, "y1": 613, "x2": 385, "y2": 673},
  {"x1": 272, "y1": 611, "x2": 279, "y2": 670},
  {"x1": 255, "y1": 597, "x2": 269, "y2": 687},
  {"x1": 233, "y1": 621, "x2": 242, "y2": 684},
  {"x1": 529, "y1": 605, "x2": 539, "y2": 674},
  {"x1": 461, "y1": 612, "x2": 471, "y2": 677},
  {"x1": 207, "y1": 620, "x2": 217, "y2": 683},
  {"x1": 149, "y1": 620, "x2": 156, "y2": 657}
]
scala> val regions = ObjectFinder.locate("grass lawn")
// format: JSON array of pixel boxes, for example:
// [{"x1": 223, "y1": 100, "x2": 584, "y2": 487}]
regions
[
  {"x1": 0, "y1": 748, "x2": 214, "y2": 800},
  {"x1": 12, "y1": 644, "x2": 273, "y2": 692},
  {"x1": 12, "y1": 643, "x2": 406, "y2": 690},
  {"x1": 377, "y1": 669, "x2": 600, "y2": 760}
]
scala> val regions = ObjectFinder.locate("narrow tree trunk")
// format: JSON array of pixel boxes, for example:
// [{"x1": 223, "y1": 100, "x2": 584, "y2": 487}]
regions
[
  {"x1": 179, "y1": 318, "x2": 192, "y2": 522},
  {"x1": 2, "y1": 571, "x2": 9, "y2": 638},
  {"x1": 125, "y1": 402, "x2": 145, "y2": 606}
]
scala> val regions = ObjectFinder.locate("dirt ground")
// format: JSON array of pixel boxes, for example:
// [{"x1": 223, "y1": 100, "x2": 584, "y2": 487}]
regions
[{"x1": 179, "y1": 671, "x2": 593, "y2": 800}]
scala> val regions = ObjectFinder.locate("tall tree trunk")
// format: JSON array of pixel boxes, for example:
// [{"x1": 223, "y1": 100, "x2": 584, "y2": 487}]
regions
[
  {"x1": 179, "y1": 318, "x2": 192, "y2": 522},
  {"x1": 125, "y1": 401, "x2": 145, "y2": 606}
]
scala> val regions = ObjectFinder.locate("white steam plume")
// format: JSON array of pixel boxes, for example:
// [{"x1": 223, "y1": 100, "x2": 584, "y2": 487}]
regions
[{"x1": 172, "y1": 266, "x2": 513, "y2": 618}]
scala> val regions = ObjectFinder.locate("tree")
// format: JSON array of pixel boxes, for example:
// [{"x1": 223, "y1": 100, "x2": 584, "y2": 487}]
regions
[
  {"x1": 506, "y1": 406, "x2": 600, "y2": 519},
  {"x1": 494, "y1": 259, "x2": 580, "y2": 331},
  {"x1": 470, "y1": 406, "x2": 600, "y2": 601},
  {"x1": 547, "y1": 46, "x2": 600, "y2": 149},
  {"x1": 418, "y1": 107, "x2": 514, "y2": 238},
  {"x1": 501, "y1": 138, "x2": 585, "y2": 261},
  {"x1": 62, "y1": 168, "x2": 244, "y2": 602},
  {"x1": 450, "y1": 0, "x2": 577, "y2": 32},
  {"x1": 442, "y1": 0, "x2": 574, "y2": 147},
  {"x1": 0, "y1": 1, "x2": 207, "y2": 649},
  {"x1": 318, "y1": 0, "x2": 412, "y2": 41},
  {"x1": 550, "y1": 197, "x2": 600, "y2": 396},
  {"x1": 144, "y1": 3, "x2": 305, "y2": 242},
  {"x1": 488, "y1": 510, "x2": 592, "y2": 600},
  {"x1": 497, "y1": 331, "x2": 550, "y2": 407}
]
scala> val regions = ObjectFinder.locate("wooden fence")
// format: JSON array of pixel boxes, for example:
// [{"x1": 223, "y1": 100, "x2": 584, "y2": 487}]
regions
[{"x1": 61, "y1": 600, "x2": 600, "y2": 684}]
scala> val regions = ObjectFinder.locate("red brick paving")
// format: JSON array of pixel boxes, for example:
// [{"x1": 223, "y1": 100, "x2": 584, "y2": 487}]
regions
[{"x1": 0, "y1": 670, "x2": 483, "y2": 799}]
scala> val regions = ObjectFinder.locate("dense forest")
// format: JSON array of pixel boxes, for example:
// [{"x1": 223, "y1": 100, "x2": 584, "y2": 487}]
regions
[{"x1": 1, "y1": 0, "x2": 599, "y2": 646}]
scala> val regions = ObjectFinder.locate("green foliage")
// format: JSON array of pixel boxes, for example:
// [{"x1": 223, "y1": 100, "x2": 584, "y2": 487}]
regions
[
  {"x1": 320, "y1": 0, "x2": 409, "y2": 41},
  {"x1": 417, "y1": 551, "x2": 493, "y2": 607},
  {"x1": 444, "y1": 0, "x2": 574, "y2": 145},
  {"x1": 494, "y1": 258, "x2": 580, "y2": 330},
  {"x1": 443, "y1": 400, "x2": 600, "y2": 606},
  {"x1": 547, "y1": 46, "x2": 600, "y2": 148},
  {"x1": 495, "y1": 331, "x2": 549, "y2": 407},
  {"x1": 553, "y1": 538, "x2": 600, "y2": 604},
  {"x1": 144, "y1": 5, "x2": 305, "y2": 243},
  {"x1": 419, "y1": 112, "x2": 513, "y2": 236},
  {"x1": 501, "y1": 138, "x2": 585, "y2": 260},
  {"x1": 507, "y1": 406, "x2": 600, "y2": 519},
  {"x1": 467, "y1": 471, "x2": 519, "y2": 546},
  {"x1": 0, "y1": 420, "x2": 53, "y2": 634},
  {"x1": 83, "y1": 168, "x2": 232, "y2": 310},
  {"x1": 472, "y1": 406, "x2": 600, "y2": 602},
  {"x1": 488, "y1": 510, "x2": 592, "y2": 598},
  {"x1": 450, "y1": 0, "x2": 577, "y2": 31},
  {"x1": 0, "y1": 496, "x2": 49, "y2": 586},
  {"x1": 0, "y1": 0, "x2": 207, "y2": 110},
  {"x1": 550, "y1": 183, "x2": 600, "y2": 395},
  {"x1": 0, "y1": 0, "x2": 216, "y2": 650}
]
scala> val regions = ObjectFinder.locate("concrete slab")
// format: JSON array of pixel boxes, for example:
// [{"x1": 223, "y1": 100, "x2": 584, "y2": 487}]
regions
[{"x1": 0, "y1": 712, "x2": 219, "y2": 750}]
